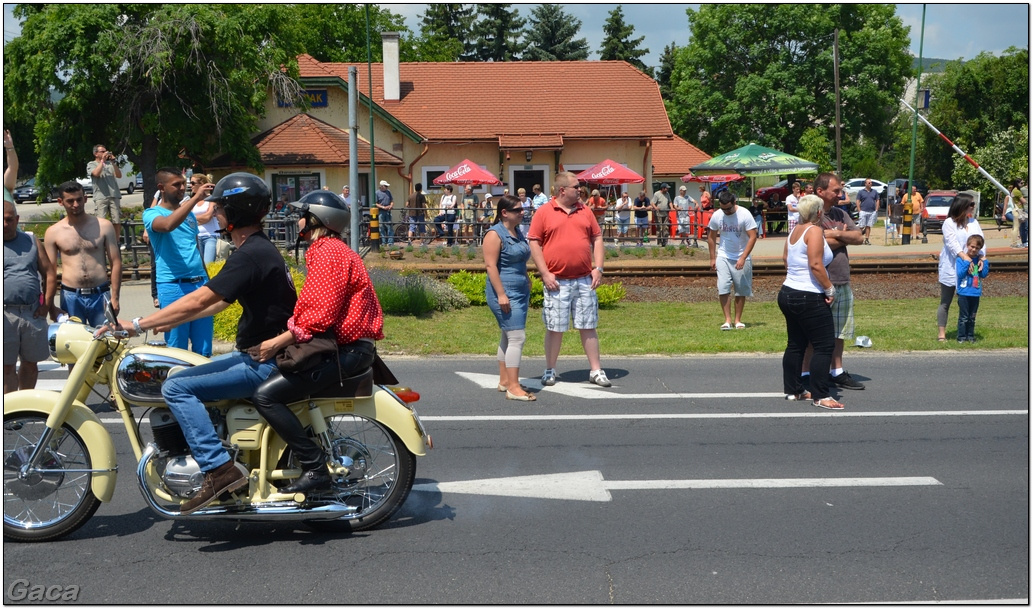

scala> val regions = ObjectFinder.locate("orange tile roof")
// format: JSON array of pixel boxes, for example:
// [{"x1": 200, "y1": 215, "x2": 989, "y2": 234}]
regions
[
  {"x1": 652, "y1": 134, "x2": 711, "y2": 176},
  {"x1": 299, "y1": 55, "x2": 674, "y2": 143},
  {"x1": 498, "y1": 134, "x2": 565, "y2": 149},
  {"x1": 245, "y1": 113, "x2": 403, "y2": 167}
]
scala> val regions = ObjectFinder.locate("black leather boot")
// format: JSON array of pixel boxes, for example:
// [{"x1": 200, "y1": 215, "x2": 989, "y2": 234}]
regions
[{"x1": 281, "y1": 462, "x2": 332, "y2": 495}]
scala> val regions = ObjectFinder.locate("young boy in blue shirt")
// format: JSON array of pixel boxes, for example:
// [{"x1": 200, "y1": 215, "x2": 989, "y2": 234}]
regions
[{"x1": 955, "y1": 233, "x2": 990, "y2": 343}]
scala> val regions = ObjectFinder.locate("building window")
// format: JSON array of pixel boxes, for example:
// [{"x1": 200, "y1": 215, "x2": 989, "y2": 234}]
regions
[
  {"x1": 272, "y1": 173, "x2": 321, "y2": 210},
  {"x1": 422, "y1": 166, "x2": 448, "y2": 192}
]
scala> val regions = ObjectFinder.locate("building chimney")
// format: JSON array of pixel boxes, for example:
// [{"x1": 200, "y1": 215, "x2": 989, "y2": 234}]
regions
[{"x1": 382, "y1": 32, "x2": 400, "y2": 102}]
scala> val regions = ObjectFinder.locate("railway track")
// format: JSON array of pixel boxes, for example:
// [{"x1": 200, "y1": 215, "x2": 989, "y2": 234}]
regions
[
  {"x1": 414, "y1": 259, "x2": 1027, "y2": 280},
  {"x1": 607, "y1": 259, "x2": 1030, "y2": 278}
]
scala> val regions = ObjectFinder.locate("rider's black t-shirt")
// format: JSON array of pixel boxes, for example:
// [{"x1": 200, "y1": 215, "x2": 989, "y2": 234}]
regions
[{"x1": 206, "y1": 231, "x2": 297, "y2": 351}]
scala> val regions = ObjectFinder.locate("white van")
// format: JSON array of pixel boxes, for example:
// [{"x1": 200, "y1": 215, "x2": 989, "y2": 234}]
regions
[{"x1": 78, "y1": 158, "x2": 138, "y2": 196}]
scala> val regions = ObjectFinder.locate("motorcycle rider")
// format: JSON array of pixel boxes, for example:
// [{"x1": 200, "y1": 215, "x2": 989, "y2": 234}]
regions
[
  {"x1": 249, "y1": 190, "x2": 384, "y2": 494},
  {"x1": 103, "y1": 172, "x2": 298, "y2": 514}
]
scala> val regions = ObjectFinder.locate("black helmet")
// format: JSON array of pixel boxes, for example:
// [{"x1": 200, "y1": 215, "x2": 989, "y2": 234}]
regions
[
  {"x1": 290, "y1": 190, "x2": 350, "y2": 235},
  {"x1": 206, "y1": 172, "x2": 271, "y2": 230}
]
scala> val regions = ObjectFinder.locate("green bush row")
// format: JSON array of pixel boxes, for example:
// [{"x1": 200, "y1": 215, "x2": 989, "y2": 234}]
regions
[
  {"x1": 446, "y1": 270, "x2": 625, "y2": 309},
  {"x1": 210, "y1": 254, "x2": 473, "y2": 341}
]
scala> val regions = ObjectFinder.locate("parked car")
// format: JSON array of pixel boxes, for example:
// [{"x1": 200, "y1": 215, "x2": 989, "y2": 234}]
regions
[
  {"x1": 922, "y1": 190, "x2": 957, "y2": 234},
  {"x1": 843, "y1": 178, "x2": 889, "y2": 204},
  {"x1": 754, "y1": 179, "x2": 811, "y2": 204},
  {"x1": 888, "y1": 178, "x2": 928, "y2": 199},
  {"x1": 12, "y1": 177, "x2": 48, "y2": 204}
]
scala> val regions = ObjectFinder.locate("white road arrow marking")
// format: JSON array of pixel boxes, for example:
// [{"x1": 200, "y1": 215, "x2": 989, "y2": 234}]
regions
[
  {"x1": 456, "y1": 371, "x2": 784, "y2": 399},
  {"x1": 412, "y1": 471, "x2": 942, "y2": 502}
]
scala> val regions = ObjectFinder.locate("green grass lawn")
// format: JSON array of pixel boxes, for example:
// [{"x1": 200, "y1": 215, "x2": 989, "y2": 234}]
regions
[{"x1": 378, "y1": 296, "x2": 1029, "y2": 356}]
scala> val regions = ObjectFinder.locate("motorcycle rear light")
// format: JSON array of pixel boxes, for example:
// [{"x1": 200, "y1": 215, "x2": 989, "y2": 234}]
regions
[{"x1": 389, "y1": 387, "x2": 420, "y2": 404}]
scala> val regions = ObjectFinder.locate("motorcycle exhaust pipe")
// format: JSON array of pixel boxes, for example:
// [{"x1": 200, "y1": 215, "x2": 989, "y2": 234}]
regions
[{"x1": 136, "y1": 444, "x2": 358, "y2": 522}]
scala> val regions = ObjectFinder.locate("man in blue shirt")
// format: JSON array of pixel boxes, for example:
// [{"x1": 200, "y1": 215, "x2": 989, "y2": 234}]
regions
[
  {"x1": 856, "y1": 179, "x2": 881, "y2": 245},
  {"x1": 375, "y1": 179, "x2": 394, "y2": 245},
  {"x1": 143, "y1": 167, "x2": 215, "y2": 355}
]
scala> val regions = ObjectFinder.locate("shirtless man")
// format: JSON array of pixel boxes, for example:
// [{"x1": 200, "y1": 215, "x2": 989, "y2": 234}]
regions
[{"x1": 44, "y1": 180, "x2": 121, "y2": 326}]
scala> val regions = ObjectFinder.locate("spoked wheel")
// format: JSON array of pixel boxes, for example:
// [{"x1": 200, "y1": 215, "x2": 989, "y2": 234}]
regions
[
  {"x1": 304, "y1": 414, "x2": 415, "y2": 533},
  {"x1": 3, "y1": 414, "x2": 102, "y2": 542}
]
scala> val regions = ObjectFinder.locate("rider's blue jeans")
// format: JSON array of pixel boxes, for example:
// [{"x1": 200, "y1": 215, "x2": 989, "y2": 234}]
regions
[{"x1": 161, "y1": 351, "x2": 277, "y2": 471}]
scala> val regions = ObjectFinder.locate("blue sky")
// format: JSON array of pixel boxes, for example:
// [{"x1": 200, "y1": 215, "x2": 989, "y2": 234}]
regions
[
  {"x1": 5, "y1": 3, "x2": 1029, "y2": 69},
  {"x1": 382, "y1": 3, "x2": 1029, "y2": 69}
]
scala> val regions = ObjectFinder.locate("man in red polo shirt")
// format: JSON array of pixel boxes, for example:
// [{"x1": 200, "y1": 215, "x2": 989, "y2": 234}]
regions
[{"x1": 527, "y1": 171, "x2": 611, "y2": 388}]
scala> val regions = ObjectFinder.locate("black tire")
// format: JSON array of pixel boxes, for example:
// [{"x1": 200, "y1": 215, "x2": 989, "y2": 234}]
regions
[
  {"x1": 126, "y1": 183, "x2": 135, "y2": 194},
  {"x1": 304, "y1": 415, "x2": 416, "y2": 533},
  {"x1": 3, "y1": 413, "x2": 102, "y2": 542}
]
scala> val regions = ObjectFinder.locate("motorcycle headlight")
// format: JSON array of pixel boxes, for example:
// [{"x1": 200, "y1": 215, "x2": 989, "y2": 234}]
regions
[{"x1": 48, "y1": 323, "x2": 61, "y2": 360}]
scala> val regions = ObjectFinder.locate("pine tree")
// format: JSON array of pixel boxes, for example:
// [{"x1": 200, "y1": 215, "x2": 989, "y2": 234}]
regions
[
  {"x1": 655, "y1": 43, "x2": 678, "y2": 99},
  {"x1": 471, "y1": 4, "x2": 525, "y2": 62},
  {"x1": 418, "y1": 4, "x2": 476, "y2": 61},
  {"x1": 598, "y1": 5, "x2": 651, "y2": 75},
  {"x1": 522, "y1": 4, "x2": 589, "y2": 61}
]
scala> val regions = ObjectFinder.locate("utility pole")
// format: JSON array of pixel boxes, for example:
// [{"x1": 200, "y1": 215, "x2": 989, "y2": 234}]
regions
[
  {"x1": 903, "y1": 4, "x2": 926, "y2": 246},
  {"x1": 833, "y1": 28, "x2": 842, "y2": 176}
]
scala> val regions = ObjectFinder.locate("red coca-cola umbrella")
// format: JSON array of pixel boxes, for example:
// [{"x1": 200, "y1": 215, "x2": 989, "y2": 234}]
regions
[
  {"x1": 575, "y1": 159, "x2": 645, "y2": 185},
  {"x1": 433, "y1": 159, "x2": 502, "y2": 186},
  {"x1": 681, "y1": 171, "x2": 745, "y2": 183}
]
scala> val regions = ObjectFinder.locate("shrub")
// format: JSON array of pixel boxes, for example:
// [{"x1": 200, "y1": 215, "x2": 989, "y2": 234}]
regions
[
  {"x1": 597, "y1": 282, "x2": 627, "y2": 308},
  {"x1": 445, "y1": 270, "x2": 616, "y2": 309},
  {"x1": 447, "y1": 270, "x2": 487, "y2": 305},
  {"x1": 369, "y1": 268, "x2": 435, "y2": 315}
]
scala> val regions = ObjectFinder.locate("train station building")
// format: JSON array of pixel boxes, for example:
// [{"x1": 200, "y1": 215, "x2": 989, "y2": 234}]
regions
[{"x1": 212, "y1": 33, "x2": 699, "y2": 205}]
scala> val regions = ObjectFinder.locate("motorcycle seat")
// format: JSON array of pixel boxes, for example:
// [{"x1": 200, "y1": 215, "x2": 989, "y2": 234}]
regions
[{"x1": 308, "y1": 367, "x2": 374, "y2": 399}]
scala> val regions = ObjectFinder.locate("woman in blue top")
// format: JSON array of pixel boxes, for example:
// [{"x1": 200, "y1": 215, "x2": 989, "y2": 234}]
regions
[{"x1": 483, "y1": 194, "x2": 534, "y2": 401}]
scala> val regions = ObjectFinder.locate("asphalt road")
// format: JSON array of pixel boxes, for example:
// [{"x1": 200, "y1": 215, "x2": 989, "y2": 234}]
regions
[{"x1": 3, "y1": 352, "x2": 1028, "y2": 604}]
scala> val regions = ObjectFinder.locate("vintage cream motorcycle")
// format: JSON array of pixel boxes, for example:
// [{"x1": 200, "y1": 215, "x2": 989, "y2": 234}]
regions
[{"x1": 3, "y1": 317, "x2": 432, "y2": 542}]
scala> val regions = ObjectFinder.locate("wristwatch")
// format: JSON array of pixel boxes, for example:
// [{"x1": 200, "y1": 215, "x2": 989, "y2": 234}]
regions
[
  {"x1": 594, "y1": 266, "x2": 604, "y2": 274},
  {"x1": 132, "y1": 317, "x2": 144, "y2": 335}
]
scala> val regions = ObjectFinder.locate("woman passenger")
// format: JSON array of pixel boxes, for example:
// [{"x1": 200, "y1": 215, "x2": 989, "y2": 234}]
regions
[{"x1": 250, "y1": 190, "x2": 384, "y2": 493}]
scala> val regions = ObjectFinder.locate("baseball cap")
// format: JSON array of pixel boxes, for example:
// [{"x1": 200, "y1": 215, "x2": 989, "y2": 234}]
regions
[
  {"x1": 379, "y1": 180, "x2": 390, "y2": 187},
  {"x1": 679, "y1": 185, "x2": 687, "y2": 191},
  {"x1": 484, "y1": 193, "x2": 493, "y2": 199}
]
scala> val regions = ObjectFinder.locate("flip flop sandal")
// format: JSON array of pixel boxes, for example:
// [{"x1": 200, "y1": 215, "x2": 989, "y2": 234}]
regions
[
  {"x1": 720, "y1": 322, "x2": 732, "y2": 331},
  {"x1": 734, "y1": 322, "x2": 746, "y2": 329},
  {"x1": 813, "y1": 397, "x2": 845, "y2": 410}
]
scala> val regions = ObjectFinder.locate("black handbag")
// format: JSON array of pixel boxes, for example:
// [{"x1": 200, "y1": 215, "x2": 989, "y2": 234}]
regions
[{"x1": 275, "y1": 332, "x2": 338, "y2": 374}]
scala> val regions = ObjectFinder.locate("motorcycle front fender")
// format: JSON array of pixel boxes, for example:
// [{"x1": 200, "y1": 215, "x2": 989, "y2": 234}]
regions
[
  {"x1": 316, "y1": 387, "x2": 428, "y2": 457},
  {"x1": 4, "y1": 390, "x2": 118, "y2": 503}
]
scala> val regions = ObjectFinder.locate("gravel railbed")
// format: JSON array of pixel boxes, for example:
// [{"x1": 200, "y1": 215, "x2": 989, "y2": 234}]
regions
[{"x1": 617, "y1": 272, "x2": 1029, "y2": 303}]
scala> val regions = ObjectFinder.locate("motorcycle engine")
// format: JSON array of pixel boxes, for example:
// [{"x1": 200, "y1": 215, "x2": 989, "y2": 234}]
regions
[{"x1": 148, "y1": 411, "x2": 203, "y2": 498}]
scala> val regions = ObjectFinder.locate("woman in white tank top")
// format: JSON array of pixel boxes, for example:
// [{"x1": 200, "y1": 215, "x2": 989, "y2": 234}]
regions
[{"x1": 777, "y1": 195, "x2": 843, "y2": 410}]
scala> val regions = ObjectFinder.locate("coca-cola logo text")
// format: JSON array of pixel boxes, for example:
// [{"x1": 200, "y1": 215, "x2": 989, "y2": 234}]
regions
[
  {"x1": 590, "y1": 165, "x2": 616, "y2": 180},
  {"x1": 445, "y1": 164, "x2": 473, "y2": 181}
]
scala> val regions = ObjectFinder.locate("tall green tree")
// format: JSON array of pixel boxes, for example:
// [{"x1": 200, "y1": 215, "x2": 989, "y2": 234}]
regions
[
  {"x1": 3, "y1": 4, "x2": 305, "y2": 200},
  {"x1": 916, "y1": 48, "x2": 1030, "y2": 188},
  {"x1": 471, "y1": 4, "x2": 525, "y2": 62},
  {"x1": 655, "y1": 43, "x2": 678, "y2": 100},
  {"x1": 522, "y1": 4, "x2": 589, "y2": 61},
  {"x1": 419, "y1": 4, "x2": 476, "y2": 61},
  {"x1": 599, "y1": 5, "x2": 651, "y2": 76},
  {"x1": 667, "y1": 4, "x2": 911, "y2": 157},
  {"x1": 291, "y1": 4, "x2": 408, "y2": 63}
]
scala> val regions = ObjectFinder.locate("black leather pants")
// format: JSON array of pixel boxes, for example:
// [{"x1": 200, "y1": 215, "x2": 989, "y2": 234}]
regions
[{"x1": 252, "y1": 341, "x2": 376, "y2": 467}]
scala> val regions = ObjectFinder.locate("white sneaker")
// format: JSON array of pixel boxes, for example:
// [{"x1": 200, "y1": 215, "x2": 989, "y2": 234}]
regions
[{"x1": 588, "y1": 369, "x2": 611, "y2": 387}]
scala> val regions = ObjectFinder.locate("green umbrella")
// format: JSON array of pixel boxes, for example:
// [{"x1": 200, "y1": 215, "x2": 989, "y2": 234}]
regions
[{"x1": 689, "y1": 143, "x2": 818, "y2": 177}]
